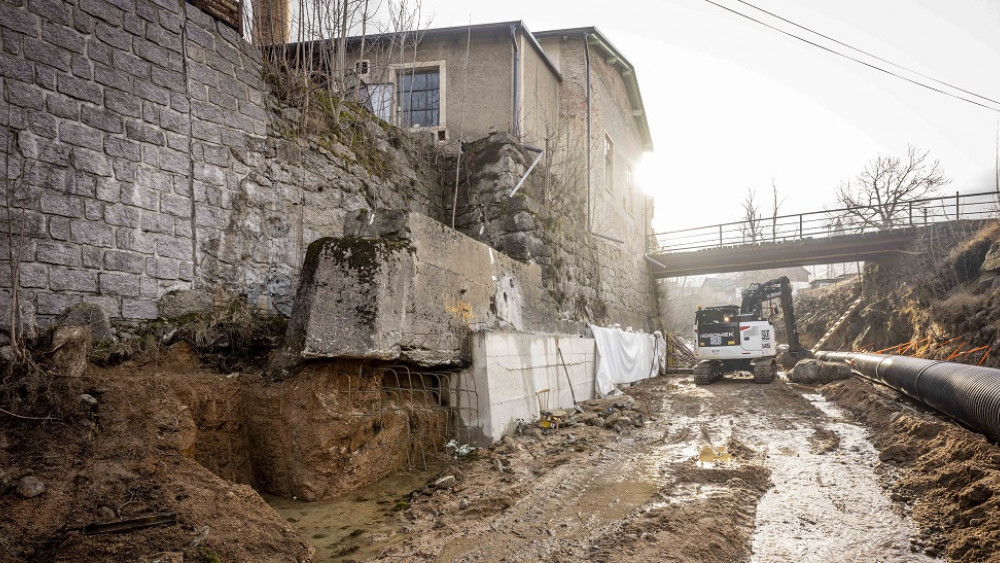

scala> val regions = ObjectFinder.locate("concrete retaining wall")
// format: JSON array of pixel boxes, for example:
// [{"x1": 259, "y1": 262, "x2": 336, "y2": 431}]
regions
[
  {"x1": 461, "y1": 331, "x2": 597, "y2": 446},
  {"x1": 283, "y1": 211, "x2": 557, "y2": 367}
]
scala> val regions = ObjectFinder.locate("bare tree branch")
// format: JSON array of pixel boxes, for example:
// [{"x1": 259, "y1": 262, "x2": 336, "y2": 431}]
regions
[
  {"x1": 833, "y1": 145, "x2": 949, "y2": 231},
  {"x1": 740, "y1": 187, "x2": 763, "y2": 243}
]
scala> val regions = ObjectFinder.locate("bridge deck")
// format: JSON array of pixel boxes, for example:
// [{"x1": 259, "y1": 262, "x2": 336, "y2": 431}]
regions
[
  {"x1": 645, "y1": 191, "x2": 997, "y2": 278},
  {"x1": 647, "y1": 230, "x2": 915, "y2": 278}
]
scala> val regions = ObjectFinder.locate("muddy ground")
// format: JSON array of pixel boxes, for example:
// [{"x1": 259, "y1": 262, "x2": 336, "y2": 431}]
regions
[
  {"x1": 5, "y1": 356, "x2": 1000, "y2": 562},
  {"x1": 273, "y1": 372, "x2": 1000, "y2": 562}
]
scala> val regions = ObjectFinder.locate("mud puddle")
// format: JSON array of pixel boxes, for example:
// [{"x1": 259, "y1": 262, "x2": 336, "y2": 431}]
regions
[{"x1": 266, "y1": 466, "x2": 442, "y2": 561}]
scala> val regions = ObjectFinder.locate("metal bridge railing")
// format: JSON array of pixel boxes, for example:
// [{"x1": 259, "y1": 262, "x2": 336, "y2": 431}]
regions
[{"x1": 647, "y1": 190, "x2": 1000, "y2": 254}]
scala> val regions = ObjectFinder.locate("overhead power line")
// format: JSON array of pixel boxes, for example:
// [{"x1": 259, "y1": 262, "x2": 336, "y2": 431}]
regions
[
  {"x1": 701, "y1": 0, "x2": 1000, "y2": 113},
  {"x1": 734, "y1": 0, "x2": 1000, "y2": 108}
]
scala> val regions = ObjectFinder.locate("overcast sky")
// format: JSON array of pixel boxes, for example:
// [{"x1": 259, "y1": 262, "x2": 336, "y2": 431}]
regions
[{"x1": 423, "y1": 0, "x2": 1000, "y2": 231}]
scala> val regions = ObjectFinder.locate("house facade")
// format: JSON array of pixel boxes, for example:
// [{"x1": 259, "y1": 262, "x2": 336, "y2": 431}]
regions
[{"x1": 291, "y1": 21, "x2": 659, "y2": 329}]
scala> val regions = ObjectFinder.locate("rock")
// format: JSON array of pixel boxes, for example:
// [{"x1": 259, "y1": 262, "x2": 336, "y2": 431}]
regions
[
  {"x1": 817, "y1": 361, "x2": 853, "y2": 383},
  {"x1": 158, "y1": 289, "x2": 215, "y2": 319},
  {"x1": 981, "y1": 240, "x2": 1000, "y2": 272},
  {"x1": 587, "y1": 417, "x2": 605, "y2": 428},
  {"x1": 50, "y1": 325, "x2": 91, "y2": 378},
  {"x1": 55, "y1": 303, "x2": 114, "y2": 345},
  {"x1": 788, "y1": 359, "x2": 821, "y2": 384},
  {"x1": 878, "y1": 445, "x2": 909, "y2": 463},
  {"x1": 433, "y1": 475, "x2": 456, "y2": 489},
  {"x1": 80, "y1": 394, "x2": 98, "y2": 407},
  {"x1": 613, "y1": 397, "x2": 636, "y2": 410},
  {"x1": 458, "y1": 499, "x2": 469, "y2": 510},
  {"x1": 604, "y1": 412, "x2": 622, "y2": 426},
  {"x1": 0, "y1": 345, "x2": 12, "y2": 363},
  {"x1": 16, "y1": 476, "x2": 45, "y2": 498},
  {"x1": 96, "y1": 505, "x2": 116, "y2": 521},
  {"x1": 188, "y1": 526, "x2": 210, "y2": 548}
]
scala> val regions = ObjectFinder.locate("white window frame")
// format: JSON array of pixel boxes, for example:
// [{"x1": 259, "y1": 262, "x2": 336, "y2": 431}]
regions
[{"x1": 388, "y1": 60, "x2": 447, "y2": 135}]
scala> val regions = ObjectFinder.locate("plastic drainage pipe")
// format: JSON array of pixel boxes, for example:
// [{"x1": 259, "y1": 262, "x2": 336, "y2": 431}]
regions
[{"x1": 814, "y1": 351, "x2": 1000, "y2": 442}]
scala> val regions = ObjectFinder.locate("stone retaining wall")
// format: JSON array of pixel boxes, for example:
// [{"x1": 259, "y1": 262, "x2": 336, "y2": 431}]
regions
[
  {"x1": 0, "y1": 0, "x2": 443, "y2": 333},
  {"x1": 0, "y1": 0, "x2": 267, "y2": 325}
]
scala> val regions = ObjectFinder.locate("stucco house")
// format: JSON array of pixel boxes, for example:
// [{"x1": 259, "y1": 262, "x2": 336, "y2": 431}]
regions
[
  {"x1": 281, "y1": 21, "x2": 659, "y2": 328},
  {"x1": 302, "y1": 21, "x2": 654, "y2": 245}
]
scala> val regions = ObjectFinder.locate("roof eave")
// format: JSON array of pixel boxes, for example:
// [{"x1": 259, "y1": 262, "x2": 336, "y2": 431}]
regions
[{"x1": 539, "y1": 27, "x2": 652, "y2": 151}]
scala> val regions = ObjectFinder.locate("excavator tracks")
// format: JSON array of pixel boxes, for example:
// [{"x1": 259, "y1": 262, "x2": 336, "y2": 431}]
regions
[
  {"x1": 753, "y1": 359, "x2": 776, "y2": 384},
  {"x1": 694, "y1": 361, "x2": 721, "y2": 385}
]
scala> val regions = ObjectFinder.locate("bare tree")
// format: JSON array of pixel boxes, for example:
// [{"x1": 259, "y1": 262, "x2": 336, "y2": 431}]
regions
[
  {"x1": 770, "y1": 177, "x2": 785, "y2": 242},
  {"x1": 740, "y1": 187, "x2": 763, "y2": 243},
  {"x1": 2, "y1": 104, "x2": 35, "y2": 373},
  {"x1": 833, "y1": 145, "x2": 949, "y2": 231}
]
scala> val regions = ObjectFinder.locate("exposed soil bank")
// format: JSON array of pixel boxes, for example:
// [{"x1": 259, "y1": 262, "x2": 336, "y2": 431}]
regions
[
  {"x1": 823, "y1": 377, "x2": 1000, "y2": 561},
  {"x1": 0, "y1": 342, "x2": 448, "y2": 561},
  {"x1": 0, "y1": 345, "x2": 312, "y2": 562}
]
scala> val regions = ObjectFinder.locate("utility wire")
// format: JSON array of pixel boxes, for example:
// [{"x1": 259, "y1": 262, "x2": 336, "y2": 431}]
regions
[
  {"x1": 701, "y1": 0, "x2": 1000, "y2": 113},
  {"x1": 734, "y1": 0, "x2": 1000, "y2": 108}
]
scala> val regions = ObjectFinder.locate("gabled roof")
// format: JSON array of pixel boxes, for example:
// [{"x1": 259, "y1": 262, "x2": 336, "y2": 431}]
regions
[{"x1": 534, "y1": 27, "x2": 653, "y2": 151}]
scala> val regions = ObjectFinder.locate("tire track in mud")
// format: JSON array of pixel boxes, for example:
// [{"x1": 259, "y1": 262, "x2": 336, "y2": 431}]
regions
[
  {"x1": 435, "y1": 434, "x2": 663, "y2": 561},
  {"x1": 376, "y1": 376, "x2": 932, "y2": 562}
]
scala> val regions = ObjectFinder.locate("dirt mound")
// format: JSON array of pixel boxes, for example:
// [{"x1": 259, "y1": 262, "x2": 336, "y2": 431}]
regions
[{"x1": 823, "y1": 377, "x2": 1000, "y2": 560}]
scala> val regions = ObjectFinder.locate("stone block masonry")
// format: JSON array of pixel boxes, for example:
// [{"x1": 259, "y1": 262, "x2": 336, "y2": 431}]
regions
[
  {"x1": 0, "y1": 0, "x2": 269, "y2": 325},
  {"x1": 0, "y1": 0, "x2": 442, "y2": 329}
]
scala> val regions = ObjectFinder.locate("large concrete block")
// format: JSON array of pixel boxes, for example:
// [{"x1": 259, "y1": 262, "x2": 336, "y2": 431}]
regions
[
  {"x1": 285, "y1": 212, "x2": 556, "y2": 367},
  {"x1": 458, "y1": 331, "x2": 598, "y2": 446}
]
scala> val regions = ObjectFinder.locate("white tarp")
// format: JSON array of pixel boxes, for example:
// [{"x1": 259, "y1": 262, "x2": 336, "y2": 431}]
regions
[{"x1": 589, "y1": 325, "x2": 660, "y2": 396}]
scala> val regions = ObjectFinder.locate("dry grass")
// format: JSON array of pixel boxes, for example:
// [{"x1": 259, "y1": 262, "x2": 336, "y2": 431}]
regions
[{"x1": 90, "y1": 295, "x2": 286, "y2": 373}]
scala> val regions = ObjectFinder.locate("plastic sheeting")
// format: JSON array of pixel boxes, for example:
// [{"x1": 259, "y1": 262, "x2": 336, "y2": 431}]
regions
[{"x1": 590, "y1": 325, "x2": 660, "y2": 397}]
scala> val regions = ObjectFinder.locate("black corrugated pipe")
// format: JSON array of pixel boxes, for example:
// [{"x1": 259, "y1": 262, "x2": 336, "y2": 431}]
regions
[{"x1": 814, "y1": 351, "x2": 1000, "y2": 442}]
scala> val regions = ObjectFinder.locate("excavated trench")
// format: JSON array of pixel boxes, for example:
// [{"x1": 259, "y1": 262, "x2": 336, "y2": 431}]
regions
[{"x1": 173, "y1": 357, "x2": 455, "y2": 502}]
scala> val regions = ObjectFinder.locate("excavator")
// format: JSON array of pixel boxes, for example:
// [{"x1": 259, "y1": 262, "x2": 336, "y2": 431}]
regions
[{"x1": 692, "y1": 276, "x2": 803, "y2": 385}]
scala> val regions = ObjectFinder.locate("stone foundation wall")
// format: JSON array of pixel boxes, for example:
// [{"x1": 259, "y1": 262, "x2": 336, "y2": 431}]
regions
[
  {"x1": 452, "y1": 133, "x2": 658, "y2": 331},
  {"x1": 0, "y1": 0, "x2": 268, "y2": 326},
  {"x1": 0, "y1": 0, "x2": 444, "y2": 334}
]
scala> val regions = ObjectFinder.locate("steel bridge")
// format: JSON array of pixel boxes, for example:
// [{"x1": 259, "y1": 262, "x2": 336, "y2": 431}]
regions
[{"x1": 646, "y1": 191, "x2": 998, "y2": 278}]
